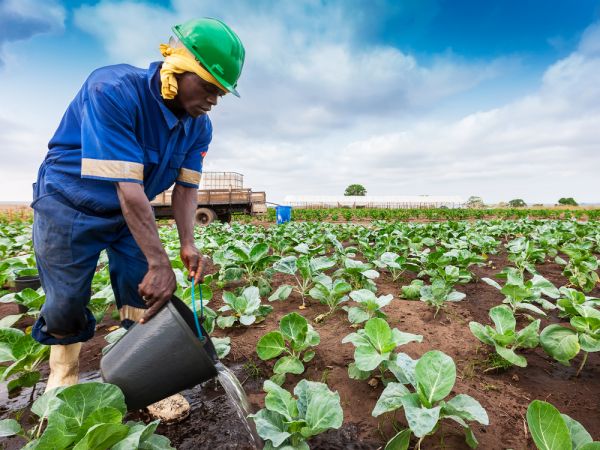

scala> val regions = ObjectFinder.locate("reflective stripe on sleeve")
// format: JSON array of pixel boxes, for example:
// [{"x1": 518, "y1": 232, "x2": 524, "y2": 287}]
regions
[
  {"x1": 177, "y1": 168, "x2": 201, "y2": 185},
  {"x1": 81, "y1": 158, "x2": 144, "y2": 181}
]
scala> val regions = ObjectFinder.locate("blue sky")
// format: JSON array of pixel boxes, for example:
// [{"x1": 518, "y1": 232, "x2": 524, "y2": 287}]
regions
[{"x1": 1, "y1": 0, "x2": 599, "y2": 203}]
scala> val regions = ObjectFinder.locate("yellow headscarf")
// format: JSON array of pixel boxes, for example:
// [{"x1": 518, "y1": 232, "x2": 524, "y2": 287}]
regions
[{"x1": 159, "y1": 41, "x2": 227, "y2": 100}]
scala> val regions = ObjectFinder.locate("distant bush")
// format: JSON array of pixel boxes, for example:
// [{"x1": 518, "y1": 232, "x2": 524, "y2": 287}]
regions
[
  {"x1": 557, "y1": 197, "x2": 578, "y2": 206},
  {"x1": 344, "y1": 184, "x2": 367, "y2": 196},
  {"x1": 508, "y1": 199, "x2": 526, "y2": 208}
]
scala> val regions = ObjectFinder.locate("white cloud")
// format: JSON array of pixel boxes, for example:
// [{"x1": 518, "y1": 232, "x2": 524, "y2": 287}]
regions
[
  {"x1": 0, "y1": 1, "x2": 598, "y2": 206},
  {"x1": 0, "y1": 0, "x2": 65, "y2": 66}
]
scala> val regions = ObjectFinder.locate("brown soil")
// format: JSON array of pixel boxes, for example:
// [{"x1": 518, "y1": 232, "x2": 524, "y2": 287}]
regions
[{"x1": 1, "y1": 252, "x2": 599, "y2": 450}]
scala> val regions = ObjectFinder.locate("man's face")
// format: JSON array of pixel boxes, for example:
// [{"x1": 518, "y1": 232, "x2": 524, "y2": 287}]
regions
[{"x1": 176, "y1": 72, "x2": 226, "y2": 118}]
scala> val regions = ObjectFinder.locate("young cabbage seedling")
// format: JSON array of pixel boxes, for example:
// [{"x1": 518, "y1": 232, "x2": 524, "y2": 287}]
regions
[
  {"x1": 555, "y1": 243, "x2": 600, "y2": 294},
  {"x1": 0, "y1": 327, "x2": 49, "y2": 393},
  {"x1": 249, "y1": 379, "x2": 343, "y2": 449},
  {"x1": 216, "y1": 286, "x2": 273, "y2": 328},
  {"x1": 270, "y1": 255, "x2": 336, "y2": 308},
  {"x1": 418, "y1": 278, "x2": 466, "y2": 317},
  {"x1": 343, "y1": 289, "x2": 394, "y2": 325},
  {"x1": 342, "y1": 317, "x2": 422, "y2": 383},
  {"x1": 333, "y1": 258, "x2": 379, "y2": 292},
  {"x1": 526, "y1": 400, "x2": 600, "y2": 450},
  {"x1": 373, "y1": 252, "x2": 419, "y2": 282},
  {"x1": 401, "y1": 279, "x2": 424, "y2": 300},
  {"x1": 481, "y1": 268, "x2": 559, "y2": 316},
  {"x1": 308, "y1": 274, "x2": 352, "y2": 322},
  {"x1": 372, "y1": 350, "x2": 489, "y2": 449},
  {"x1": 555, "y1": 287, "x2": 600, "y2": 319},
  {"x1": 469, "y1": 305, "x2": 540, "y2": 369},
  {"x1": 256, "y1": 312, "x2": 320, "y2": 385}
]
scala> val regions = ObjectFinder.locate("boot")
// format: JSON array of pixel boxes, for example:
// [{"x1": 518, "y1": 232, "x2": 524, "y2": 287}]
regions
[
  {"x1": 119, "y1": 305, "x2": 191, "y2": 424},
  {"x1": 45, "y1": 342, "x2": 82, "y2": 393}
]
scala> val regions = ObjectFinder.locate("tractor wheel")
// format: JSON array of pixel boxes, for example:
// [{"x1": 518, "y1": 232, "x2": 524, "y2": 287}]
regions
[{"x1": 195, "y1": 208, "x2": 217, "y2": 226}]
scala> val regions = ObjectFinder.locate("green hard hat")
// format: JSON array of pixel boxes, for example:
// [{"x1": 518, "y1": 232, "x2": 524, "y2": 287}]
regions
[{"x1": 172, "y1": 18, "x2": 245, "y2": 97}]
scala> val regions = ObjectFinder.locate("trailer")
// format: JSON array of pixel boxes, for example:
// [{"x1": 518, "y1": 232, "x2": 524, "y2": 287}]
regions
[{"x1": 151, "y1": 172, "x2": 267, "y2": 225}]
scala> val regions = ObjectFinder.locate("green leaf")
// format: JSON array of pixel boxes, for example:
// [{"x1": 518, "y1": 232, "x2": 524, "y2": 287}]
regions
[
  {"x1": 364, "y1": 318, "x2": 394, "y2": 353},
  {"x1": 489, "y1": 305, "x2": 516, "y2": 334},
  {"x1": 248, "y1": 409, "x2": 291, "y2": 447},
  {"x1": 302, "y1": 350, "x2": 315, "y2": 363},
  {"x1": 443, "y1": 394, "x2": 488, "y2": 425},
  {"x1": 540, "y1": 325, "x2": 580, "y2": 365},
  {"x1": 250, "y1": 243, "x2": 270, "y2": 262},
  {"x1": 415, "y1": 350, "x2": 456, "y2": 405},
  {"x1": 469, "y1": 322, "x2": 495, "y2": 346},
  {"x1": 280, "y1": 312, "x2": 308, "y2": 344},
  {"x1": 257, "y1": 331, "x2": 286, "y2": 360},
  {"x1": 216, "y1": 315, "x2": 237, "y2": 329},
  {"x1": 270, "y1": 373, "x2": 286, "y2": 386},
  {"x1": 384, "y1": 429, "x2": 411, "y2": 450},
  {"x1": 38, "y1": 382, "x2": 127, "y2": 449},
  {"x1": 0, "y1": 327, "x2": 24, "y2": 363},
  {"x1": 294, "y1": 380, "x2": 343, "y2": 437},
  {"x1": 515, "y1": 320, "x2": 541, "y2": 348},
  {"x1": 495, "y1": 345, "x2": 527, "y2": 367},
  {"x1": 349, "y1": 289, "x2": 377, "y2": 303},
  {"x1": 264, "y1": 380, "x2": 298, "y2": 421},
  {"x1": 347, "y1": 306, "x2": 370, "y2": 324},
  {"x1": 73, "y1": 423, "x2": 129, "y2": 450},
  {"x1": 347, "y1": 362, "x2": 371, "y2": 380},
  {"x1": 401, "y1": 393, "x2": 441, "y2": 438},
  {"x1": 561, "y1": 414, "x2": 593, "y2": 450},
  {"x1": 269, "y1": 285, "x2": 293, "y2": 302},
  {"x1": 273, "y1": 356, "x2": 304, "y2": 375},
  {"x1": 526, "y1": 400, "x2": 572, "y2": 450},
  {"x1": 391, "y1": 329, "x2": 423, "y2": 346},
  {"x1": 354, "y1": 344, "x2": 386, "y2": 371},
  {"x1": 273, "y1": 256, "x2": 297, "y2": 275},
  {"x1": 212, "y1": 337, "x2": 231, "y2": 359},
  {"x1": 388, "y1": 353, "x2": 417, "y2": 386},
  {"x1": 0, "y1": 419, "x2": 22, "y2": 437},
  {"x1": 372, "y1": 382, "x2": 410, "y2": 417}
]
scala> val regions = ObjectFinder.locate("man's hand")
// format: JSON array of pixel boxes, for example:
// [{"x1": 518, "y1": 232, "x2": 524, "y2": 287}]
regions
[
  {"x1": 138, "y1": 263, "x2": 177, "y2": 323},
  {"x1": 181, "y1": 244, "x2": 205, "y2": 285}
]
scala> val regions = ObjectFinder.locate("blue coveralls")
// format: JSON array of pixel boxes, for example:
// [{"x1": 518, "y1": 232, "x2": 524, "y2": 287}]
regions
[{"x1": 31, "y1": 61, "x2": 212, "y2": 345}]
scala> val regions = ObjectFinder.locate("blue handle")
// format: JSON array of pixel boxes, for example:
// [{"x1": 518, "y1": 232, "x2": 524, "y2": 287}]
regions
[{"x1": 190, "y1": 279, "x2": 204, "y2": 340}]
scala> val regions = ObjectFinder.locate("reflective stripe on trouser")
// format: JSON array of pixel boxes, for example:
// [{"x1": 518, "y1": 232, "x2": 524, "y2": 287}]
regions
[{"x1": 32, "y1": 190, "x2": 148, "y2": 345}]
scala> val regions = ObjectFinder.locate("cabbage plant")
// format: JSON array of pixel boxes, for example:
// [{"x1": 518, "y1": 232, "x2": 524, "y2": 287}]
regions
[
  {"x1": 373, "y1": 252, "x2": 419, "y2": 282},
  {"x1": 556, "y1": 287, "x2": 600, "y2": 319},
  {"x1": 372, "y1": 350, "x2": 488, "y2": 449},
  {"x1": 256, "y1": 312, "x2": 319, "y2": 385},
  {"x1": 248, "y1": 379, "x2": 343, "y2": 449},
  {"x1": 343, "y1": 289, "x2": 394, "y2": 324},
  {"x1": 469, "y1": 305, "x2": 540, "y2": 368},
  {"x1": 482, "y1": 268, "x2": 559, "y2": 316},
  {"x1": 401, "y1": 279, "x2": 424, "y2": 300},
  {"x1": 308, "y1": 274, "x2": 352, "y2": 322},
  {"x1": 0, "y1": 327, "x2": 49, "y2": 392},
  {"x1": 333, "y1": 258, "x2": 379, "y2": 292},
  {"x1": 556, "y1": 243, "x2": 600, "y2": 293},
  {"x1": 270, "y1": 255, "x2": 336, "y2": 308},
  {"x1": 342, "y1": 317, "x2": 422, "y2": 382},
  {"x1": 526, "y1": 400, "x2": 600, "y2": 450},
  {"x1": 418, "y1": 278, "x2": 466, "y2": 317},
  {"x1": 0, "y1": 382, "x2": 174, "y2": 449},
  {"x1": 216, "y1": 286, "x2": 273, "y2": 328}
]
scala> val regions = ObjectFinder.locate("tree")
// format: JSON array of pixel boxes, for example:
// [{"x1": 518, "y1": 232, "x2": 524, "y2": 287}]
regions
[
  {"x1": 508, "y1": 199, "x2": 526, "y2": 208},
  {"x1": 466, "y1": 196, "x2": 485, "y2": 209},
  {"x1": 344, "y1": 184, "x2": 367, "y2": 196},
  {"x1": 558, "y1": 197, "x2": 578, "y2": 206}
]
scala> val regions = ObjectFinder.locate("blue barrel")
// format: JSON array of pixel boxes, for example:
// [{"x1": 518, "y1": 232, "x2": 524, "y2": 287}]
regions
[{"x1": 276, "y1": 206, "x2": 292, "y2": 224}]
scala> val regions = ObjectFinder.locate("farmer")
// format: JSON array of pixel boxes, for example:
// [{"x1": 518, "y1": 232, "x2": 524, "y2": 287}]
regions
[{"x1": 30, "y1": 18, "x2": 245, "y2": 422}]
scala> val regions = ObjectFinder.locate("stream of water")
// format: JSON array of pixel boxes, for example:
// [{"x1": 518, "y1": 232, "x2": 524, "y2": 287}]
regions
[{"x1": 214, "y1": 361, "x2": 262, "y2": 448}]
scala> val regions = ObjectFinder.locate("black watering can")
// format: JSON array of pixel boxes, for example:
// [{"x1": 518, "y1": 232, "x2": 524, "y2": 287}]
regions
[{"x1": 100, "y1": 296, "x2": 218, "y2": 410}]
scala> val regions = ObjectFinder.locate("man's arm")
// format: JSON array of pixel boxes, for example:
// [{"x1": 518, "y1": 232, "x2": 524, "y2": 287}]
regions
[
  {"x1": 172, "y1": 183, "x2": 204, "y2": 284},
  {"x1": 116, "y1": 182, "x2": 176, "y2": 323}
]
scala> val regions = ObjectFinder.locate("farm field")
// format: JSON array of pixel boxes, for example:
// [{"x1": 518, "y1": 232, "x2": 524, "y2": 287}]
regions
[{"x1": 1, "y1": 216, "x2": 600, "y2": 449}]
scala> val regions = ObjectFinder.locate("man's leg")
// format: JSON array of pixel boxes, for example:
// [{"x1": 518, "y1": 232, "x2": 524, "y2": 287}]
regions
[
  {"x1": 31, "y1": 193, "x2": 106, "y2": 391},
  {"x1": 108, "y1": 229, "x2": 190, "y2": 423}
]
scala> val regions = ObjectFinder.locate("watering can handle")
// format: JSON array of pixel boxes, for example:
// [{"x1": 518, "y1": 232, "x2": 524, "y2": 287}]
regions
[{"x1": 190, "y1": 279, "x2": 205, "y2": 340}]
